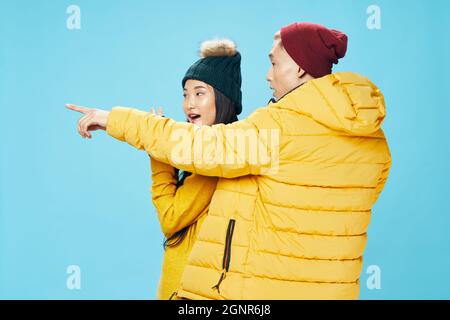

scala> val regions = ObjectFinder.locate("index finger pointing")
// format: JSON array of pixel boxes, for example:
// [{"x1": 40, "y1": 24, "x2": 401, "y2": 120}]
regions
[{"x1": 65, "y1": 104, "x2": 91, "y2": 114}]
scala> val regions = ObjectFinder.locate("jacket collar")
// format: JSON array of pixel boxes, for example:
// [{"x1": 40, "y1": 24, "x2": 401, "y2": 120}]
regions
[{"x1": 267, "y1": 82, "x2": 306, "y2": 105}]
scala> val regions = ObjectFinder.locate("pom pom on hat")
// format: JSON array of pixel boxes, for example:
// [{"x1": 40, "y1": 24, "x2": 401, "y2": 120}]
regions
[{"x1": 200, "y1": 38, "x2": 237, "y2": 58}]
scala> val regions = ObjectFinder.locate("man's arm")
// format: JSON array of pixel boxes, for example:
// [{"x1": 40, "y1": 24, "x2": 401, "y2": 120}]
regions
[{"x1": 106, "y1": 106, "x2": 281, "y2": 178}]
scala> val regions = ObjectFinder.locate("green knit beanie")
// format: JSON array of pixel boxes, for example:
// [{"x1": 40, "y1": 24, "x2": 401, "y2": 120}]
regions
[{"x1": 182, "y1": 39, "x2": 242, "y2": 115}]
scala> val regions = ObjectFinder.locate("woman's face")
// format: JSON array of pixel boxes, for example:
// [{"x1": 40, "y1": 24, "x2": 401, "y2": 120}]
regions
[{"x1": 183, "y1": 79, "x2": 216, "y2": 126}]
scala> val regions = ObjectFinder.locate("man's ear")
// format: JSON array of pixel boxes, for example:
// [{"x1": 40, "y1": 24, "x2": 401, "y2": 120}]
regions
[{"x1": 297, "y1": 67, "x2": 306, "y2": 79}]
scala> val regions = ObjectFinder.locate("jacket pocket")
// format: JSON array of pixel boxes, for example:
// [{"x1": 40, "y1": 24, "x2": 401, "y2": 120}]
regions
[{"x1": 212, "y1": 219, "x2": 236, "y2": 294}]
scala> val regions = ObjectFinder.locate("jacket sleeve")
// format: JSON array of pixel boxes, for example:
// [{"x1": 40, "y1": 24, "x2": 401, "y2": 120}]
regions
[
  {"x1": 150, "y1": 157, "x2": 218, "y2": 238},
  {"x1": 106, "y1": 106, "x2": 281, "y2": 178}
]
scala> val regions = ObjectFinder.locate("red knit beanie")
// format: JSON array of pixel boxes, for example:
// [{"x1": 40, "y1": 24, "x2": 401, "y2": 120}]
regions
[{"x1": 280, "y1": 22, "x2": 348, "y2": 78}]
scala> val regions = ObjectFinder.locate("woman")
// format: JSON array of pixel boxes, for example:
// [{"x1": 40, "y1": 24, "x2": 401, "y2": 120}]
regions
[{"x1": 68, "y1": 39, "x2": 243, "y2": 299}]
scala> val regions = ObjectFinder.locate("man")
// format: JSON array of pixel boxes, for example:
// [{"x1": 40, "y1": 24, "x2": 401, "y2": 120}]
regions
[{"x1": 67, "y1": 22, "x2": 391, "y2": 299}]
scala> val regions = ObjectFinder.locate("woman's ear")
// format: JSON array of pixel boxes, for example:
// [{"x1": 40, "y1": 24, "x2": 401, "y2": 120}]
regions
[{"x1": 297, "y1": 67, "x2": 306, "y2": 79}]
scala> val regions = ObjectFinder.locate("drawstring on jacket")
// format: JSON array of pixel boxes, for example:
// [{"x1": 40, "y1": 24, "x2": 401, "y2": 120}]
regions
[{"x1": 211, "y1": 270, "x2": 227, "y2": 294}]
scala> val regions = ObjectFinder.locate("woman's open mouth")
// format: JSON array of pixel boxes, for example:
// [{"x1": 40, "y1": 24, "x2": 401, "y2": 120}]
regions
[{"x1": 187, "y1": 113, "x2": 202, "y2": 125}]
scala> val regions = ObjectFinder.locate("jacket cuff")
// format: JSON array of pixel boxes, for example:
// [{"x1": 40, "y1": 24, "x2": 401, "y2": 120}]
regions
[{"x1": 106, "y1": 106, "x2": 131, "y2": 141}]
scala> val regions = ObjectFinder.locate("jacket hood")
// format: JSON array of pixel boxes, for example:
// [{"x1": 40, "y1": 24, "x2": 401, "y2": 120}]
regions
[{"x1": 273, "y1": 72, "x2": 386, "y2": 136}]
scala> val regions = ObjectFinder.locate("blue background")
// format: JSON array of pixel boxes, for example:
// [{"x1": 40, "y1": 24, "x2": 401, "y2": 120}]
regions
[{"x1": 1, "y1": 0, "x2": 449, "y2": 299}]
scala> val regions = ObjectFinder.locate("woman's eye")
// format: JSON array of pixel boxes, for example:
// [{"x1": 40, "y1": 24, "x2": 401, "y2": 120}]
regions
[
  {"x1": 183, "y1": 94, "x2": 187, "y2": 98},
  {"x1": 196, "y1": 92, "x2": 204, "y2": 96}
]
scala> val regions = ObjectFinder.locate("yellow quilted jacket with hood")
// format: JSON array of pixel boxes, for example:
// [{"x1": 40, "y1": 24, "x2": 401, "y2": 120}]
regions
[{"x1": 106, "y1": 72, "x2": 392, "y2": 300}]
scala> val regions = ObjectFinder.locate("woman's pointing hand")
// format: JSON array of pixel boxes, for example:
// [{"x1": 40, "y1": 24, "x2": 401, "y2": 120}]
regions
[{"x1": 65, "y1": 104, "x2": 110, "y2": 139}]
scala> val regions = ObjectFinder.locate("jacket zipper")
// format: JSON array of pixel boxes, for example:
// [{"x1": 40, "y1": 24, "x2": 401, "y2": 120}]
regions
[{"x1": 212, "y1": 219, "x2": 236, "y2": 294}]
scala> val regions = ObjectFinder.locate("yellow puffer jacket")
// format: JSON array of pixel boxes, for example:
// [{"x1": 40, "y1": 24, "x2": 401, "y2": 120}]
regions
[
  {"x1": 150, "y1": 158, "x2": 217, "y2": 299},
  {"x1": 106, "y1": 72, "x2": 392, "y2": 300}
]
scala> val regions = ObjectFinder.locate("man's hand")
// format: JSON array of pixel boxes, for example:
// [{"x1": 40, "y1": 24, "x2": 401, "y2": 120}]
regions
[{"x1": 66, "y1": 104, "x2": 110, "y2": 139}]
